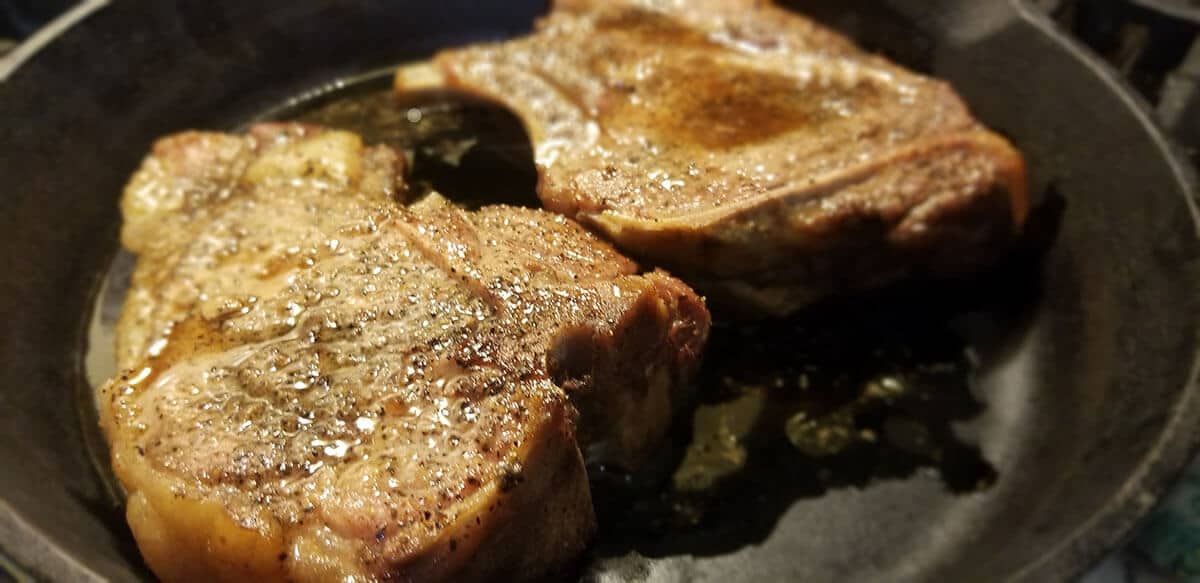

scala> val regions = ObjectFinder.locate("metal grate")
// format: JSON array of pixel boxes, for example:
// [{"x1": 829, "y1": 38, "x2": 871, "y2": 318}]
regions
[
  {"x1": 1049, "y1": 0, "x2": 1200, "y2": 166},
  {"x1": 1057, "y1": 2, "x2": 1200, "y2": 581}
]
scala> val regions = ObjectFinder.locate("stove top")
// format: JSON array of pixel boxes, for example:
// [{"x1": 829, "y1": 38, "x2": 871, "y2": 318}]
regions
[
  {"x1": 1050, "y1": 0, "x2": 1200, "y2": 169},
  {"x1": 1032, "y1": 3, "x2": 1199, "y2": 580}
]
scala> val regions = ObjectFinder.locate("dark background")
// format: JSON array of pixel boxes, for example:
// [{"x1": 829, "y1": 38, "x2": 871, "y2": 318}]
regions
[{"x1": 0, "y1": 0, "x2": 73, "y2": 39}]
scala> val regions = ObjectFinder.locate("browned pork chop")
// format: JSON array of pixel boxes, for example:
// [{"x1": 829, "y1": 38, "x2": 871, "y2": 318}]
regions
[
  {"x1": 396, "y1": 0, "x2": 1029, "y2": 315},
  {"x1": 99, "y1": 124, "x2": 709, "y2": 582}
]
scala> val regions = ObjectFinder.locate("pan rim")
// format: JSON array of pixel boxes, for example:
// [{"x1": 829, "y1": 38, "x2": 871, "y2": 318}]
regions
[{"x1": 1006, "y1": 0, "x2": 1200, "y2": 580}]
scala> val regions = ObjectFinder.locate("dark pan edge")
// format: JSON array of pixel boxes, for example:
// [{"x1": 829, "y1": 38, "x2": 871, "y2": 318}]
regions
[
  {"x1": 2, "y1": 263, "x2": 114, "y2": 583},
  {"x1": 0, "y1": 239, "x2": 116, "y2": 583},
  {"x1": 0, "y1": 501, "x2": 92, "y2": 582},
  {"x1": 0, "y1": 2, "x2": 112, "y2": 579},
  {"x1": 1007, "y1": 1, "x2": 1200, "y2": 580}
]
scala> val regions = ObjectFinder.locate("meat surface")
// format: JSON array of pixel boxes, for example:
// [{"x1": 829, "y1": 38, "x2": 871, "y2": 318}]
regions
[
  {"x1": 396, "y1": 0, "x2": 1029, "y2": 315},
  {"x1": 99, "y1": 124, "x2": 709, "y2": 582}
]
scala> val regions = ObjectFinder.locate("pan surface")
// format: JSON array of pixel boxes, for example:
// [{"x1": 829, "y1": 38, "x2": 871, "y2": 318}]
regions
[{"x1": 1, "y1": 1, "x2": 1198, "y2": 581}]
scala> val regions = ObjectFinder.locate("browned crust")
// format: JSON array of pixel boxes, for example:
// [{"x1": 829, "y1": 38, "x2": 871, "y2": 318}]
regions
[
  {"x1": 103, "y1": 125, "x2": 710, "y2": 581},
  {"x1": 104, "y1": 384, "x2": 594, "y2": 583},
  {"x1": 394, "y1": 0, "x2": 1030, "y2": 316}
]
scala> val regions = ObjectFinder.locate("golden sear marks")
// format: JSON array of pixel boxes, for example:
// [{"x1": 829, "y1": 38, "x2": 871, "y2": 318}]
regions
[{"x1": 101, "y1": 124, "x2": 709, "y2": 581}]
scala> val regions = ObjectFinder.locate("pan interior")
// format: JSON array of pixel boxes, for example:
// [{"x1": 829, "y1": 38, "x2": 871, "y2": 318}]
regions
[{"x1": 83, "y1": 70, "x2": 1044, "y2": 582}]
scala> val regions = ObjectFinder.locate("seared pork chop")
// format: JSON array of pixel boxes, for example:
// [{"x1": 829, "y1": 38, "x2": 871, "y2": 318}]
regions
[
  {"x1": 396, "y1": 0, "x2": 1029, "y2": 315},
  {"x1": 100, "y1": 124, "x2": 709, "y2": 582}
]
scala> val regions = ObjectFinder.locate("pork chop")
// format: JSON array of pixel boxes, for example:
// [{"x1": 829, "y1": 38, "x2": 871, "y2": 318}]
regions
[
  {"x1": 99, "y1": 124, "x2": 709, "y2": 582},
  {"x1": 395, "y1": 0, "x2": 1029, "y2": 315}
]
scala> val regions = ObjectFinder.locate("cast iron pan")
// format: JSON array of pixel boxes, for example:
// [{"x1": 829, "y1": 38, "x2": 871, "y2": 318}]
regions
[{"x1": 1, "y1": 0, "x2": 1198, "y2": 581}]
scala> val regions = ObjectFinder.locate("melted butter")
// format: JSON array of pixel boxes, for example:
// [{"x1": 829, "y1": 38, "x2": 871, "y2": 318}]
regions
[
  {"x1": 591, "y1": 8, "x2": 720, "y2": 49},
  {"x1": 576, "y1": 7, "x2": 890, "y2": 150},
  {"x1": 119, "y1": 317, "x2": 236, "y2": 390},
  {"x1": 784, "y1": 407, "x2": 857, "y2": 457},
  {"x1": 591, "y1": 299, "x2": 997, "y2": 546},
  {"x1": 672, "y1": 388, "x2": 764, "y2": 492},
  {"x1": 601, "y1": 57, "x2": 884, "y2": 150}
]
